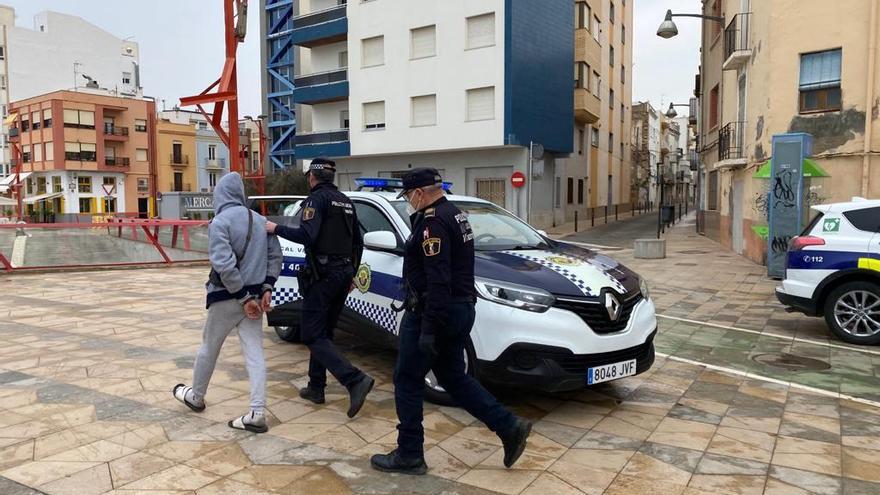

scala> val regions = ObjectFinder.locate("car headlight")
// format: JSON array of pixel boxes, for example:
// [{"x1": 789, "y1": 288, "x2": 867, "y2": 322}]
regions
[
  {"x1": 474, "y1": 277, "x2": 556, "y2": 313},
  {"x1": 639, "y1": 277, "x2": 650, "y2": 300}
]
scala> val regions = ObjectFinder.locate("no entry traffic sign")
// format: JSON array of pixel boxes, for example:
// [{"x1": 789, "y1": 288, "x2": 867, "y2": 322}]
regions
[{"x1": 511, "y1": 171, "x2": 526, "y2": 188}]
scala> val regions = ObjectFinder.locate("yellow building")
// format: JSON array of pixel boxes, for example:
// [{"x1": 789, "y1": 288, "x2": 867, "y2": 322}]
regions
[
  {"x1": 156, "y1": 118, "x2": 197, "y2": 193},
  {"x1": 559, "y1": 0, "x2": 633, "y2": 224},
  {"x1": 697, "y1": 0, "x2": 880, "y2": 263}
]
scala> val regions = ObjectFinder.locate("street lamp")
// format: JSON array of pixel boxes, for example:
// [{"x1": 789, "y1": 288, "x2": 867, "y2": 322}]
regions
[
  {"x1": 665, "y1": 102, "x2": 690, "y2": 118},
  {"x1": 656, "y1": 9, "x2": 725, "y2": 39}
]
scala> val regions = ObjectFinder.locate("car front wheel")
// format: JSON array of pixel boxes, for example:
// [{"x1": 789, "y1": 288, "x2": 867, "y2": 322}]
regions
[
  {"x1": 423, "y1": 341, "x2": 477, "y2": 406},
  {"x1": 274, "y1": 325, "x2": 302, "y2": 343},
  {"x1": 823, "y1": 281, "x2": 880, "y2": 345}
]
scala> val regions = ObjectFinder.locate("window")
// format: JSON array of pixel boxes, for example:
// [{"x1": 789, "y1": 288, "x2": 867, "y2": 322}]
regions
[
  {"x1": 711, "y1": 0, "x2": 722, "y2": 37},
  {"x1": 122, "y1": 72, "x2": 132, "y2": 85},
  {"x1": 707, "y1": 171, "x2": 718, "y2": 210},
  {"x1": 354, "y1": 201, "x2": 398, "y2": 239},
  {"x1": 799, "y1": 49, "x2": 842, "y2": 113},
  {"x1": 610, "y1": 2, "x2": 615, "y2": 23},
  {"x1": 709, "y1": 84, "x2": 719, "y2": 129},
  {"x1": 103, "y1": 197, "x2": 117, "y2": 214},
  {"x1": 209, "y1": 172, "x2": 218, "y2": 189},
  {"x1": 340, "y1": 110, "x2": 350, "y2": 129},
  {"x1": 103, "y1": 176, "x2": 116, "y2": 188},
  {"x1": 610, "y1": 46, "x2": 615, "y2": 66},
  {"x1": 411, "y1": 25, "x2": 436, "y2": 59},
  {"x1": 78, "y1": 176, "x2": 92, "y2": 193},
  {"x1": 609, "y1": 132, "x2": 614, "y2": 152},
  {"x1": 609, "y1": 89, "x2": 614, "y2": 108},
  {"x1": 208, "y1": 144, "x2": 217, "y2": 160},
  {"x1": 576, "y1": 62, "x2": 590, "y2": 89},
  {"x1": 843, "y1": 207, "x2": 880, "y2": 233},
  {"x1": 45, "y1": 142, "x2": 53, "y2": 160},
  {"x1": 62, "y1": 109, "x2": 95, "y2": 129},
  {"x1": 31, "y1": 112, "x2": 40, "y2": 130},
  {"x1": 21, "y1": 116, "x2": 29, "y2": 132},
  {"x1": 592, "y1": 70, "x2": 601, "y2": 95},
  {"x1": 363, "y1": 101, "x2": 386, "y2": 130},
  {"x1": 198, "y1": 121, "x2": 208, "y2": 130},
  {"x1": 339, "y1": 50, "x2": 348, "y2": 68},
  {"x1": 362, "y1": 36, "x2": 385, "y2": 67},
  {"x1": 554, "y1": 177, "x2": 562, "y2": 208},
  {"x1": 43, "y1": 109, "x2": 52, "y2": 128},
  {"x1": 0, "y1": 46, "x2": 4, "y2": 60},
  {"x1": 137, "y1": 178, "x2": 149, "y2": 193},
  {"x1": 578, "y1": 179, "x2": 585, "y2": 204},
  {"x1": 466, "y1": 13, "x2": 495, "y2": 49},
  {"x1": 621, "y1": 103, "x2": 625, "y2": 123},
  {"x1": 79, "y1": 198, "x2": 92, "y2": 213},
  {"x1": 33, "y1": 143, "x2": 42, "y2": 162},
  {"x1": 36, "y1": 177, "x2": 46, "y2": 194},
  {"x1": 620, "y1": 142, "x2": 624, "y2": 158},
  {"x1": 621, "y1": 64, "x2": 626, "y2": 84},
  {"x1": 578, "y1": 128, "x2": 585, "y2": 154},
  {"x1": 475, "y1": 178, "x2": 506, "y2": 206},
  {"x1": 136, "y1": 148, "x2": 148, "y2": 161},
  {"x1": 622, "y1": 25, "x2": 626, "y2": 44},
  {"x1": 52, "y1": 176, "x2": 62, "y2": 193},
  {"x1": 591, "y1": 127, "x2": 600, "y2": 147},
  {"x1": 0, "y1": 74, "x2": 6, "y2": 90},
  {"x1": 567, "y1": 177, "x2": 574, "y2": 204},
  {"x1": 22, "y1": 144, "x2": 31, "y2": 163},
  {"x1": 466, "y1": 86, "x2": 495, "y2": 121},
  {"x1": 66, "y1": 142, "x2": 96, "y2": 161},
  {"x1": 593, "y1": 16, "x2": 601, "y2": 42},
  {"x1": 411, "y1": 94, "x2": 437, "y2": 127},
  {"x1": 578, "y1": 2, "x2": 591, "y2": 30},
  {"x1": 135, "y1": 119, "x2": 147, "y2": 132}
]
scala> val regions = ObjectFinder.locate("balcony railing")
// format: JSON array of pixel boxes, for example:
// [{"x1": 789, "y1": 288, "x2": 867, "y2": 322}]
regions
[
  {"x1": 718, "y1": 121, "x2": 745, "y2": 161},
  {"x1": 294, "y1": 68, "x2": 348, "y2": 88},
  {"x1": 204, "y1": 157, "x2": 227, "y2": 168},
  {"x1": 105, "y1": 157, "x2": 130, "y2": 167},
  {"x1": 723, "y1": 13, "x2": 751, "y2": 69},
  {"x1": 170, "y1": 183, "x2": 193, "y2": 192},
  {"x1": 103, "y1": 125, "x2": 130, "y2": 137},
  {"x1": 295, "y1": 129, "x2": 350, "y2": 145},
  {"x1": 170, "y1": 154, "x2": 190, "y2": 166},
  {"x1": 294, "y1": 2, "x2": 346, "y2": 29}
]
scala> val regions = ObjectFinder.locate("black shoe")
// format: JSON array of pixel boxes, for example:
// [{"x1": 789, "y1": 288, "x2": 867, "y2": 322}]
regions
[
  {"x1": 299, "y1": 386, "x2": 325, "y2": 405},
  {"x1": 500, "y1": 418, "x2": 532, "y2": 468},
  {"x1": 347, "y1": 374, "x2": 374, "y2": 418},
  {"x1": 370, "y1": 449, "x2": 428, "y2": 475}
]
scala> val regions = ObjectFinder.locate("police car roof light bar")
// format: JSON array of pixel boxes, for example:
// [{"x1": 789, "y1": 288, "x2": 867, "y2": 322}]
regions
[{"x1": 354, "y1": 177, "x2": 453, "y2": 194}]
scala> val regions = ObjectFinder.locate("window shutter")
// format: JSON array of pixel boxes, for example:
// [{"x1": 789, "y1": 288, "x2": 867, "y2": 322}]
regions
[
  {"x1": 31, "y1": 111, "x2": 39, "y2": 123},
  {"x1": 45, "y1": 142, "x2": 53, "y2": 160},
  {"x1": 80, "y1": 143, "x2": 96, "y2": 152},
  {"x1": 79, "y1": 111, "x2": 95, "y2": 127},
  {"x1": 467, "y1": 87, "x2": 494, "y2": 121},
  {"x1": 65, "y1": 142, "x2": 79, "y2": 152},
  {"x1": 467, "y1": 13, "x2": 495, "y2": 49},
  {"x1": 136, "y1": 149, "x2": 148, "y2": 161},
  {"x1": 363, "y1": 101, "x2": 385, "y2": 128},
  {"x1": 362, "y1": 36, "x2": 384, "y2": 67},
  {"x1": 33, "y1": 143, "x2": 42, "y2": 162},
  {"x1": 411, "y1": 25, "x2": 436, "y2": 59},
  {"x1": 43, "y1": 108, "x2": 52, "y2": 120},
  {"x1": 411, "y1": 95, "x2": 437, "y2": 126},
  {"x1": 799, "y1": 49, "x2": 842, "y2": 90},
  {"x1": 63, "y1": 109, "x2": 78, "y2": 124}
]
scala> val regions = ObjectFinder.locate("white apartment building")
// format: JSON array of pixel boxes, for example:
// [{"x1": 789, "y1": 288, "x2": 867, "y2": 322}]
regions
[
  {"x1": 285, "y1": 0, "x2": 575, "y2": 227},
  {"x1": 0, "y1": 6, "x2": 141, "y2": 178}
]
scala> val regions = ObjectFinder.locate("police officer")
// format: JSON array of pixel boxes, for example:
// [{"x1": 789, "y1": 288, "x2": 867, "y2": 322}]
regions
[
  {"x1": 371, "y1": 168, "x2": 531, "y2": 475},
  {"x1": 266, "y1": 158, "x2": 374, "y2": 418}
]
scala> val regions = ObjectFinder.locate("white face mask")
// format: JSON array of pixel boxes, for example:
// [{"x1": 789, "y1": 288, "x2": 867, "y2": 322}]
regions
[{"x1": 405, "y1": 190, "x2": 423, "y2": 216}]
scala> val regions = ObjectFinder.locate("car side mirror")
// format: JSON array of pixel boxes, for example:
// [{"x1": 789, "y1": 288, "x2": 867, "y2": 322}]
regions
[
  {"x1": 364, "y1": 231, "x2": 399, "y2": 252},
  {"x1": 537, "y1": 230, "x2": 548, "y2": 237}
]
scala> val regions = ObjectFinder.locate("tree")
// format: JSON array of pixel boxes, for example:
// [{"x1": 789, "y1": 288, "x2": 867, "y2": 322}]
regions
[
  {"x1": 630, "y1": 145, "x2": 654, "y2": 204},
  {"x1": 245, "y1": 168, "x2": 310, "y2": 197}
]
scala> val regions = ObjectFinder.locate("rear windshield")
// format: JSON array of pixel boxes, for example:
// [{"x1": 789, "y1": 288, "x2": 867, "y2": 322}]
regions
[
  {"x1": 801, "y1": 211, "x2": 824, "y2": 236},
  {"x1": 843, "y1": 206, "x2": 880, "y2": 233}
]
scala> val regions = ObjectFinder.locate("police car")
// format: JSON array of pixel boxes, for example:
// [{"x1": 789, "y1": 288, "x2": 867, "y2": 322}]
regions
[
  {"x1": 776, "y1": 198, "x2": 880, "y2": 345},
  {"x1": 266, "y1": 178, "x2": 658, "y2": 404}
]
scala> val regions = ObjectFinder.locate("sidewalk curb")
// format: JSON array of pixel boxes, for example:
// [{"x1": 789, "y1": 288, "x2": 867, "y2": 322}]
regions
[{"x1": 547, "y1": 210, "x2": 660, "y2": 239}]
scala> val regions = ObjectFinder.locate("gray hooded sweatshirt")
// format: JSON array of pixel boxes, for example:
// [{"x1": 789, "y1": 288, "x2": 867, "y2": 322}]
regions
[{"x1": 206, "y1": 172, "x2": 283, "y2": 308}]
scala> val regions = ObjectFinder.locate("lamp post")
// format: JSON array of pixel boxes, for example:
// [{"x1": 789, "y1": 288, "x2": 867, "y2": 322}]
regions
[
  {"x1": 664, "y1": 102, "x2": 690, "y2": 119},
  {"x1": 656, "y1": 9, "x2": 725, "y2": 39}
]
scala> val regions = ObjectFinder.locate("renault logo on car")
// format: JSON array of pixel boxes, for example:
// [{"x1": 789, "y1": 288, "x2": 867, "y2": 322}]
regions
[{"x1": 604, "y1": 291, "x2": 622, "y2": 321}]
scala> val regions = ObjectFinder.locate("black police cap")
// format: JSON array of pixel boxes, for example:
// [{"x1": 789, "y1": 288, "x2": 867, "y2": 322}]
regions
[
  {"x1": 397, "y1": 168, "x2": 443, "y2": 198},
  {"x1": 308, "y1": 157, "x2": 336, "y2": 173}
]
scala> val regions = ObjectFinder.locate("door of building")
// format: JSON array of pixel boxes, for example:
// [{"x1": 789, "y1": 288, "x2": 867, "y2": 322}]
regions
[
  {"x1": 138, "y1": 198, "x2": 149, "y2": 219},
  {"x1": 475, "y1": 178, "x2": 506, "y2": 207},
  {"x1": 607, "y1": 175, "x2": 613, "y2": 207},
  {"x1": 174, "y1": 172, "x2": 183, "y2": 192},
  {"x1": 733, "y1": 179, "x2": 744, "y2": 253}
]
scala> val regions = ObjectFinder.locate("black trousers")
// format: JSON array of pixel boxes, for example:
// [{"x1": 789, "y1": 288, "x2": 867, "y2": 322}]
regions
[
  {"x1": 394, "y1": 302, "x2": 517, "y2": 459},
  {"x1": 300, "y1": 264, "x2": 363, "y2": 389}
]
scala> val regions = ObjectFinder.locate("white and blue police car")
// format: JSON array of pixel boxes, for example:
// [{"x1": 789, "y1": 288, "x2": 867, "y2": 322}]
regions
[
  {"x1": 776, "y1": 198, "x2": 880, "y2": 345},
  {"x1": 266, "y1": 178, "x2": 658, "y2": 403}
]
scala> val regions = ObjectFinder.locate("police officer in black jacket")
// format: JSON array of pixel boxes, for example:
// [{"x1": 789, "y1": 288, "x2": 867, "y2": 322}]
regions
[
  {"x1": 371, "y1": 168, "x2": 531, "y2": 475},
  {"x1": 266, "y1": 158, "x2": 374, "y2": 418}
]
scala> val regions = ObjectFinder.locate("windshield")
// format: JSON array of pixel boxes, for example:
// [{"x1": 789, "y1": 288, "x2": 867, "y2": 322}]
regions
[
  {"x1": 391, "y1": 199, "x2": 549, "y2": 251},
  {"x1": 249, "y1": 198, "x2": 303, "y2": 227}
]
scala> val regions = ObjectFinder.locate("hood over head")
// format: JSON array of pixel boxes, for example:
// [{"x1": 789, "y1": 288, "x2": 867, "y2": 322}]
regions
[{"x1": 213, "y1": 172, "x2": 247, "y2": 214}]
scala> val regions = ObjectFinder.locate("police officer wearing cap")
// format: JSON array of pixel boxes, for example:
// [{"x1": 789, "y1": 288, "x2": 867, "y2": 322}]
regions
[
  {"x1": 371, "y1": 168, "x2": 532, "y2": 475},
  {"x1": 266, "y1": 158, "x2": 374, "y2": 418}
]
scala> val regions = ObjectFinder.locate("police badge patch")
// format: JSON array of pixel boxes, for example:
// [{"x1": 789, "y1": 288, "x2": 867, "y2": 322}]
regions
[
  {"x1": 302, "y1": 207, "x2": 316, "y2": 221},
  {"x1": 422, "y1": 238, "x2": 441, "y2": 256},
  {"x1": 354, "y1": 264, "x2": 372, "y2": 293}
]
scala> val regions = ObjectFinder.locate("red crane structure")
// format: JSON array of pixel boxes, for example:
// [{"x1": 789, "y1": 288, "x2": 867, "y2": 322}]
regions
[{"x1": 179, "y1": 0, "x2": 265, "y2": 195}]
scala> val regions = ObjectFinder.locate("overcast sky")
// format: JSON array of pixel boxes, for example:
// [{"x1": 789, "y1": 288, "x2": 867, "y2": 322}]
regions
[{"x1": 9, "y1": 0, "x2": 702, "y2": 120}]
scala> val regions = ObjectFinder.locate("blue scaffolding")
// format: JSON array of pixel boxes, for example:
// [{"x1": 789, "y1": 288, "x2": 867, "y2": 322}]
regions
[{"x1": 264, "y1": 0, "x2": 296, "y2": 170}]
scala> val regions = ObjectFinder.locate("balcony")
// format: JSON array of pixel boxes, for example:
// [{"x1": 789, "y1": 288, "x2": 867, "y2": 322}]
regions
[
  {"x1": 204, "y1": 157, "x2": 227, "y2": 169},
  {"x1": 575, "y1": 28, "x2": 601, "y2": 69},
  {"x1": 294, "y1": 129, "x2": 350, "y2": 160},
  {"x1": 716, "y1": 121, "x2": 747, "y2": 169},
  {"x1": 574, "y1": 88, "x2": 601, "y2": 124},
  {"x1": 104, "y1": 157, "x2": 130, "y2": 167},
  {"x1": 170, "y1": 154, "x2": 190, "y2": 166},
  {"x1": 170, "y1": 183, "x2": 193, "y2": 193},
  {"x1": 292, "y1": 68, "x2": 349, "y2": 105},
  {"x1": 292, "y1": 3, "x2": 347, "y2": 48},
  {"x1": 103, "y1": 125, "x2": 130, "y2": 141},
  {"x1": 723, "y1": 13, "x2": 752, "y2": 71}
]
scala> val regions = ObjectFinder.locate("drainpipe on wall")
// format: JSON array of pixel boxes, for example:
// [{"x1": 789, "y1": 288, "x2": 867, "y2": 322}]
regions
[{"x1": 863, "y1": 0, "x2": 878, "y2": 197}]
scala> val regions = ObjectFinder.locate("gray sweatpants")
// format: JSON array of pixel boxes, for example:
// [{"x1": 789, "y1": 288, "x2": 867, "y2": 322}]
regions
[{"x1": 191, "y1": 299, "x2": 266, "y2": 411}]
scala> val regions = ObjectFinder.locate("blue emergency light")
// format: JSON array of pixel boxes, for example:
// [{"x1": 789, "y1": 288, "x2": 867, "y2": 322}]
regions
[{"x1": 355, "y1": 177, "x2": 454, "y2": 193}]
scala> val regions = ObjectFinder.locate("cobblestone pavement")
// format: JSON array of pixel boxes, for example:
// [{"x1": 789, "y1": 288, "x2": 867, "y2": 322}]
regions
[{"x1": 1, "y1": 223, "x2": 880, "y2": 494}]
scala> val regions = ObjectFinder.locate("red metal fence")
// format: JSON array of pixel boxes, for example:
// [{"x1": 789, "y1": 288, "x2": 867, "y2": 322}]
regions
[{"x1": 0, "y1": 219, "x2": 209, "y2": 273}]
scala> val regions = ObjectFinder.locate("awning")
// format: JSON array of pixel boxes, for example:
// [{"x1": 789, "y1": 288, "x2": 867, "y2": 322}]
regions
[
  {"x1": 0, "y1": 172, "x2": 31, "y2": 186},
  {"x1": 0, "y1": 196, "x2": 17, "y2": 206},
  {"x1": 23, "y1": 192, "x2": 63, "y2": 204},
  {"x1": 3, "y1": 112, "x2": 17, "y2": 126},
  {"x1": 753, "y1": 158, "x2": 830, "y2": 178}
]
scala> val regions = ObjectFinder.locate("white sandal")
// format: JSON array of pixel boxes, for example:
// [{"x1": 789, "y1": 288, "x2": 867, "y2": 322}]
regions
[
  {"x1": 172, "y1": 384, "x2": 206, "y2": 412},
  {"x1": 228, "y1": 412, "x2": 268, "y2": 433}
]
